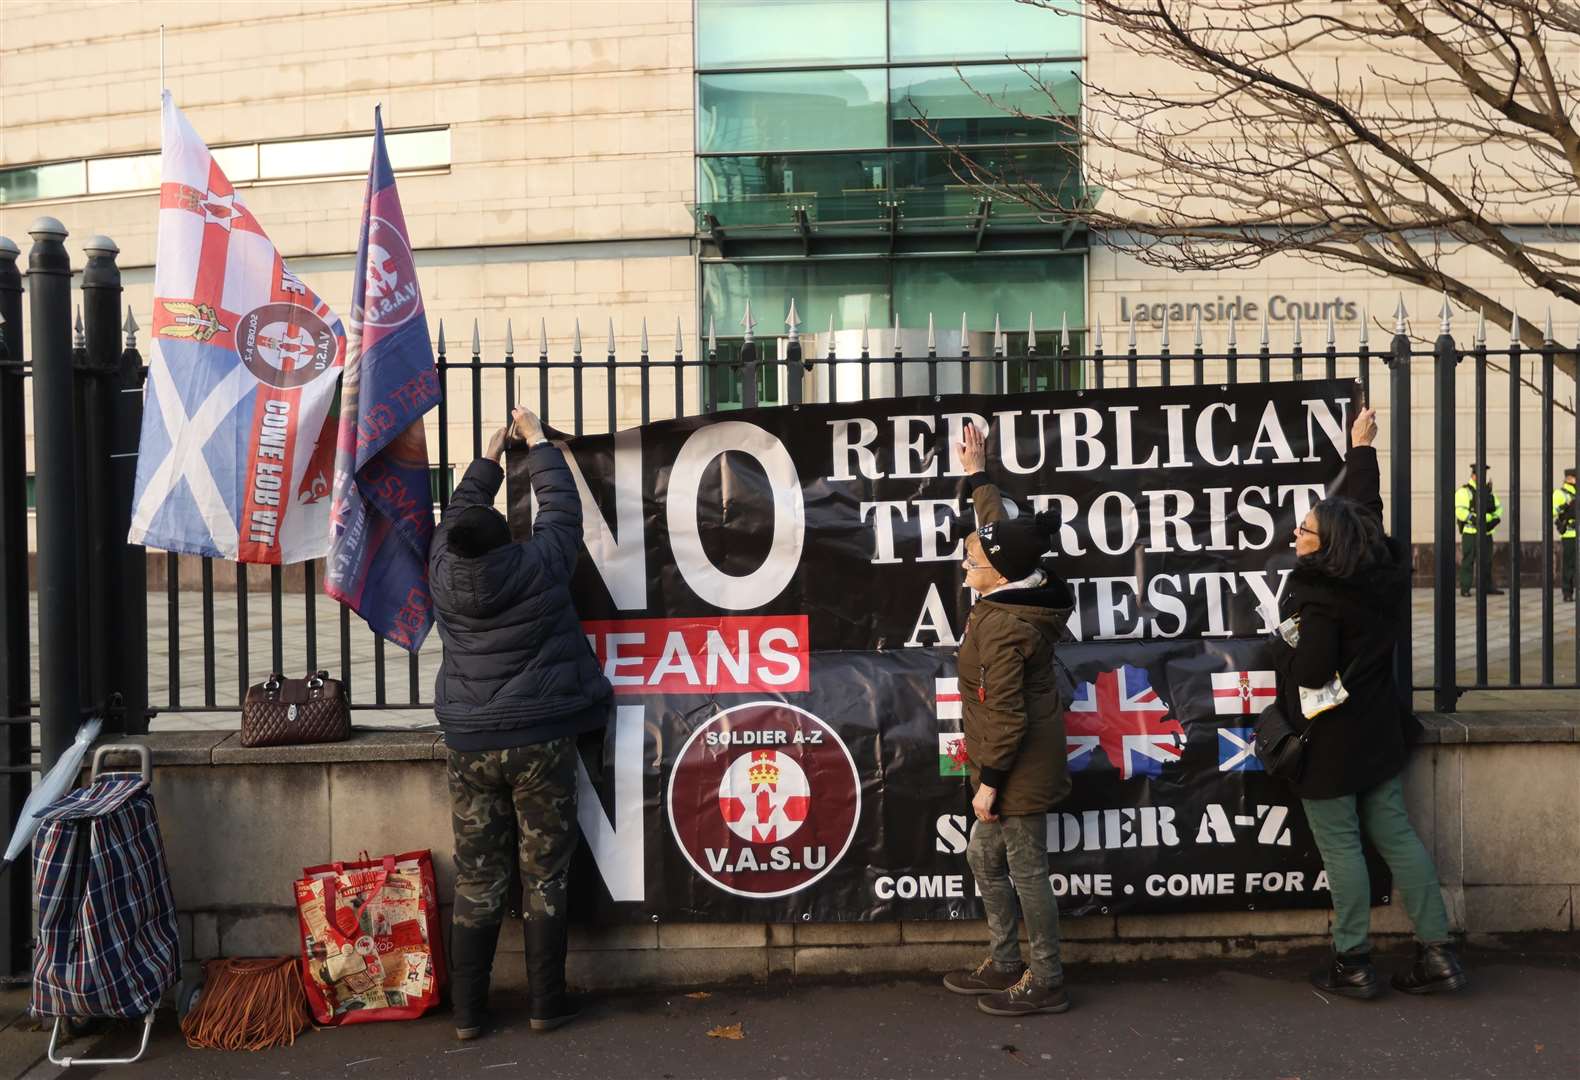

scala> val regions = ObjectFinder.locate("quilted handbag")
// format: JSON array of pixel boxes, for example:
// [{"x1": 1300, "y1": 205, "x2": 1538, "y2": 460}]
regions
[{"x1": 240, "y1": 670, "x2": 351, "y2": 748}]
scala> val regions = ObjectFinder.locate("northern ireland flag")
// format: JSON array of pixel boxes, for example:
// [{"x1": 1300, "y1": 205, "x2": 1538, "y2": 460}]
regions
[
  {"x1": 1210, "y1": 669, "x2": 1277, "y2": 715},
  {"x1": 1066, "y1": 664, "x2": 1185, "y2": 779},
  {"x1": 129, "y1": 92, "x2": 346, "y2": 564},
  {"x1": 325, "y1": 107, "x2": 441, "y2": 652}
]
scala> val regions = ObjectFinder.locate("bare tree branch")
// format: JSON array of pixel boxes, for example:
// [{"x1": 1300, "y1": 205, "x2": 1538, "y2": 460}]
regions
[{"x1": 922, "y1": 0, "x2": 1580, "y2": 378}]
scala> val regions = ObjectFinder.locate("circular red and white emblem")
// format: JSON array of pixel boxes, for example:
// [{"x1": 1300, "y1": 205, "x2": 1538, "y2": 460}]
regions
[
  {"x1": 235, "y1": 303, "x2": 337, "y2": 389},
  {"x1": 360, "y1": 216, "x2": 420, "y2": 328},
  {"x1": 668, "y1": 703, "x2": 859, "y2": 899}
]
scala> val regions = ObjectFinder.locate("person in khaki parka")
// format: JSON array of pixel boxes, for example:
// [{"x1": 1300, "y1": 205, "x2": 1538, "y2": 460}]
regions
[{"x1": 941, "y1": 422, "x2": 1077, "y2": 1018}]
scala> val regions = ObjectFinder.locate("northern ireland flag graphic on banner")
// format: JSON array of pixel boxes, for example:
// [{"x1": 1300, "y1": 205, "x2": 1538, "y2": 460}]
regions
[
  {"x1": 129, "y1": 92, "x2": 346, "y2": 564},
  {"x1": 1066, "y1": 664, "x2": 1186, "y2": 780},
  {"x1": 325, "y1": 106, "x2": 441, "y2": 651},
  {"x1": 1210, "y1": 669, "x2": 1277, "y2": 715}
]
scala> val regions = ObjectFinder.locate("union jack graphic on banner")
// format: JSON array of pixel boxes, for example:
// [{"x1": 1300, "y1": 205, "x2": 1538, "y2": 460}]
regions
[
  {"x1": 324, "y1": 106, "x2": 441, "y2": 652},
  {"x1": 1066, "y1": 664, "x2": 1186, "y2": 780},
  {"x1": 128, "y1": 92, "x2": 346, "y2": 564}
]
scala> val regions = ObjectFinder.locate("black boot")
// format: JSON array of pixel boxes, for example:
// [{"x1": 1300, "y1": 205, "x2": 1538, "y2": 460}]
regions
[
  {"x1": 450, "y1": 921, "x2": 503, "y2": 1039},
  {"x1": 1392, "y1": 943, "x2": 1468, "y2": 994},
  {"x1": 1310, "y1": 950, "x2": 1381, "y2": 1000},
  {"x1": 525, "y1": 915, "x2": 580, "y2": 1032}
]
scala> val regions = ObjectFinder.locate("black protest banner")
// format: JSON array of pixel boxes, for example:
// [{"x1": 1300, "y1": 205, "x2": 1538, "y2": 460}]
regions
[{"x1": 507, "y1": 379, "x2": 1390, "y2": 920}]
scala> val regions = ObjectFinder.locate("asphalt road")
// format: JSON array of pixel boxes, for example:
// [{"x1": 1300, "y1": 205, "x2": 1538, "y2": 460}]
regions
[{"x1": 26, "y1": 940, "x2": 1580, "y2": 1080}]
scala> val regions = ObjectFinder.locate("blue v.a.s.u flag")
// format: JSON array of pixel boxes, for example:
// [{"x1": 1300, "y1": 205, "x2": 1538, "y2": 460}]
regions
[{"x1": 326, "y1": 106, "x2": 441, "y2": 651}]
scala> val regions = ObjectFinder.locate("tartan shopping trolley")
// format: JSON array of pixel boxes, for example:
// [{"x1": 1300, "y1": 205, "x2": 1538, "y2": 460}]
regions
[{"x1": 31, "y1": 743, "x2": 180, "y2": 1067}]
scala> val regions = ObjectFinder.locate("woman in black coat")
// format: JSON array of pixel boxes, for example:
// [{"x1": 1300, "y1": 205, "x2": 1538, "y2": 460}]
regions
[{"x1": 1275, "y1": 405, "x2": 1466, "y2": 1000}]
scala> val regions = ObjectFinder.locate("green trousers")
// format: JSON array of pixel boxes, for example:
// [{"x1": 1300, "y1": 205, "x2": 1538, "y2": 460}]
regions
[
  {"x1": 1302, "y1": 774, "x2": 1451, "y2": 955},
  {"x1": 1459, "y1": 534, "x2": 1493, "y2": 592}
]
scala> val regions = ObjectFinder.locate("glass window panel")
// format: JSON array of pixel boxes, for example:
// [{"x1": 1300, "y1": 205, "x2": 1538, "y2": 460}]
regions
[
  {"x1": 893, "y1": 254, "x2": 1084, "y2": 335},
  {"x1": 259, "y1": 135, "x2": 374, "y2": 179},
  {"x1": 891, "y1": 145, "x2": 1079, "y2": 218},
  {"x1": 388, "y1": 128, "x2": 450, "y2": 170},
  {"x1": 0, "y1": 160, "x2": 85, "y2": 204},
  {"x1": 699, "y1": 151, "x2": 892, "y2": 227},
  {"x1": 258, "y1": 129, "x2": 448, "y2": 180},
  {"x1": 890, "y1": 64, "x2": 1079, "y2": 146},
  {"x1": 210, "y1": 144, "x2": 259, "y2": 182},
  {"x1": 890, "y1": 0, "x2": 1081, "y2": 62},
  {"x1": 87, "y1": 153, "x2": 161, "y2": 194},
  {"x1": 703, "y1": 261, "x2": 891, "y2": 348},
  {"x1": 699, "y1": 70, "x2": 887, "y2": 153},
  {"x1": 698, "y1": 0, "x2": 885, "y2": 69}
]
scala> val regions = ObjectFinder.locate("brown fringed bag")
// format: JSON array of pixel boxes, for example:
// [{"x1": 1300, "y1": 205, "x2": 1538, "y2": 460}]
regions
[{"x1": 180, "y1": 958, "x2": 312, "y2": 1051}]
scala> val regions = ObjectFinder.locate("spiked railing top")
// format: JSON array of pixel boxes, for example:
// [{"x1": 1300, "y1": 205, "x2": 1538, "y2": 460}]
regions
[
  {"x1": 1092, "y1": 311, "x2": 1104, "y2": 354},
  {"x1": 1060, "y1": 311, "x2": 1070, "y2": 351},
  {"x1": 504, "y1": 319, "x2": 515, "y2": 357},
  {"x1": 674, "y1": 316, "x2": 684, "y2": 358},
  {"x1": 1358, "y1": 307, "x2": 1369, "y2": 348},
  {"x1": 1325, "y1": 309, "x2": 1336, "y2": 349},
  {"x1": 1393, "y1": 295, "x2": 1408, "y2": 334},
  {"x1": 740, "y1": 298, "x2": 756, "y2": 342},
  {"x1": 1291, "y1": 313, "x2": 1302, "y2": 348},
  {"x1": 1259, "y1": 303, "x2": 1271, "y2": 348},
  {"x1": 539, "y1": 317, "x2": 548, "y2": 358},
  {"x1": 926, "y1": 311, "x2": 936, "y2": 354},
  {"x1": 1226, "y1": 312, "x2": 1238, "y2": 349},
  {"x1": 73, "y1": 308, "x2": 84, "y2": 350},
  {"x1": 122, "y1": 306, "x2": 138, "y2": 350},
  {"x1": 437, "y1": 319, "x2": 446, "y2": 354},
  {"x1": 1439, "y1": 293, "x2": 1453, "y2": 335},
  {"x1": 573, "y1": 317, "x2": 583, "y2": 356},
  {"x1": 1192, "y1": 308, "x2": 1203, "y2": 349},
  {"x1": 606, "y1": 318, "x2": 616, "y2": 357},
  {"x1": 471, "y1": 319, "x2": 480, "y2": 356},
  {"x1": 640, "y1": 317, "x2": 649, "y2": 357},
  {"x1": 706, "y1": 315, "x2": 716, "y2": 356},
  {"x1": 785, "y1": 297, "x2": 800, "y2": 338}
]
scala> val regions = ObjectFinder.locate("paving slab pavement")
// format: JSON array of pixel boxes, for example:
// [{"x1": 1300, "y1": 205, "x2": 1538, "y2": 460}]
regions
[{"x1": 19, "y1": 939, "x2": 1579, "y2": 1080}]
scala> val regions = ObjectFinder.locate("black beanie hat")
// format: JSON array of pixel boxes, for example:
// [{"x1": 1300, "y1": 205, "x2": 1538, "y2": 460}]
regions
[
  {"x1": 448, "y1": 505, "x2": 512, "y2": 558},
  {"x1": 976, "y1": 510, "x2": 1059, "y2": 581}
]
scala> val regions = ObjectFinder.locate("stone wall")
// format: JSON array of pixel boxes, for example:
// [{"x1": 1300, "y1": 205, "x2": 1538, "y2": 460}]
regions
[{"x1": 115, "y1": 712, "x2": 1578, "y2": 991}]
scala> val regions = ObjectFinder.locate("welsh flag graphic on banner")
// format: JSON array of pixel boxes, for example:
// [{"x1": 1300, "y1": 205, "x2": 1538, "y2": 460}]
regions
[
  {"x1": 325, "y1": 106, "x2": 441, "y2": 652},
  {"x1": 129, "y1": 91, "x2": 346, "y2": 564}
]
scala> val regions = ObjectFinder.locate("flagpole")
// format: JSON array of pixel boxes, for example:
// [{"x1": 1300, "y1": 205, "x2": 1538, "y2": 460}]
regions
[{"x1": 159, "y1": 24, "x2": 165, "y2": 95}]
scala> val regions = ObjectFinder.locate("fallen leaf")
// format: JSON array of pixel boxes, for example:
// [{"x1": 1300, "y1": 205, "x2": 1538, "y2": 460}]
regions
[
  {"x1": 686, "y1": 991, "x2": 712, "y2": 1000},
  {"x1": 707, "y1": 1023, "x2": 745, "y2": 1040},
  {"x1": 1535, "y1": 1044, "x2": 1544, "y2": 1053}
]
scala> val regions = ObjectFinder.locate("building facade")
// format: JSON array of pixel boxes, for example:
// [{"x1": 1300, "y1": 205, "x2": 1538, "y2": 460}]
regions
[{"x1": 0, "y1": 0, "x2": 1574, "y2": 541}]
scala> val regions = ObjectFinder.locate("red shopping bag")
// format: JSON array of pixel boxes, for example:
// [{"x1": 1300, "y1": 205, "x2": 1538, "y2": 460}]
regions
[{"x1": 294, "y1": 849, "x2": 447, "y2": 1025}]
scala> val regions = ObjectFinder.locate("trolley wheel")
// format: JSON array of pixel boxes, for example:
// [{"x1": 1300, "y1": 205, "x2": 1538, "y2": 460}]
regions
[{"x1": 176, "y1": 976, "x2": 203, "y2": 1019}]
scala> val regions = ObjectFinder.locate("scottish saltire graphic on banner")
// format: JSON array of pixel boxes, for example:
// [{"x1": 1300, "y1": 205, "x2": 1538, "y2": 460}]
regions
[
  {"x1": 129, "y1": 92, "x2": 346, "y2": 564},
  {"x1": 325, "y1": 107, "x2": 441, "y2": 651},
  {"x1": 1218, "y1": 727, "x2": 1262, "y2": 771},
  {"x1": 1210, "y1": 669, "x2": 1277, "y2": 715},
  {"x1": 1066, "y1": 665, "x2": 1185, "y2": 780}
]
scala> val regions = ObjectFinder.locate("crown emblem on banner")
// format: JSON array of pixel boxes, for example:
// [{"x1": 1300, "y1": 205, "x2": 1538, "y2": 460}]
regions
[{"x1": 747, "y1": 752, "x2": 781, "y2": 787}]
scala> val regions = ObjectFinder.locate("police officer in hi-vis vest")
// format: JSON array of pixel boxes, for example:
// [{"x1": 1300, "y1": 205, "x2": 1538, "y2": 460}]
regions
[
  {"x1": 1556, "y1": 466, "x2": 1577, "y2": 602},
  {"x1": 1454, "y1": 463, "x2": 1503, "y2": 597}
]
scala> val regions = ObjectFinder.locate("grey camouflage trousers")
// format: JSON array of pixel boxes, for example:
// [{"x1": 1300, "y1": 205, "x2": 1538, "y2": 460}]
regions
[{"x1": 448, "y1": 738, "x2": 578, "y2": 928}]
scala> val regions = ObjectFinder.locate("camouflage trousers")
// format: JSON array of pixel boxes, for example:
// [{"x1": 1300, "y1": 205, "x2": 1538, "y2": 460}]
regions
[{"x1": 447, "y1": 738, "x2": 578, "y2": 929}]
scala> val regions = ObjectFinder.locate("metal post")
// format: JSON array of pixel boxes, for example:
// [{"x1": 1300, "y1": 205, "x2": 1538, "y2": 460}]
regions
[
  {"x1": 27, "y1": 218, "x2": 80, "y2": 766},
  {"x1": 0, "y1": 235, "x2": 33, "y2": 975},
  {"x1": 1433, "y1": 328, "x2": 1458, "y2": 711},
  {"x1": 80, "y1": 237, "x2": 122, "y2": 731},
  {"x1": 1388, "y1": 317, "x2": 1413, "y2": 707},
  {"x1": 114, "y1": 306, "x2": 149, "y2": 733}
]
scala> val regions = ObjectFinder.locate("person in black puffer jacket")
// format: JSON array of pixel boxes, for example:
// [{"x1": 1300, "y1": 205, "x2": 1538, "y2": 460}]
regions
[
  {"x1": 1276, "y1": 405, "x2": 1466, "y2": 1002},
  {"x1": 430, "y1": 406, "x2": 612, "y2": 1040}
]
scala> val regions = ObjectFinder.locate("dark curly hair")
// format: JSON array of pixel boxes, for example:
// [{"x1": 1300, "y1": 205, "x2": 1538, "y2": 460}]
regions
[{"x1": 1297, "y1": 496, "x2": 1390, "y2": 580}]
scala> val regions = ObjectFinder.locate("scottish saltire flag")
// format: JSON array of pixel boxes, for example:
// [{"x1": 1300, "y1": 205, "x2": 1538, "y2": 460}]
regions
[
  {"x1": 1217, "y1": 727, "x2": 1262, "y2": 772},
  {"x1": 1065, "y1": 664, "x2": 1186, "y2": 780},
  {"x1": 325, "y1": 107, "x2": 441, "y2": 652},
  {"x1": 129, "y1": 92, "x2": 346, "y2": 563}
]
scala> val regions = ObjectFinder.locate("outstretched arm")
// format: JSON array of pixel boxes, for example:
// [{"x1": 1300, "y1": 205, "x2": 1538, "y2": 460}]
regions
[
  {"x1": 1330, "y1": 406, "x2": 1383, "y2": 520},
  {"x1": 958, "y1": 421, "x2": 1009, "y2": 526}
]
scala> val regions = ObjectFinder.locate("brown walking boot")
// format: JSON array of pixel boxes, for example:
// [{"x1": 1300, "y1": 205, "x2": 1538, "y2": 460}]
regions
[
  {"x1": 977, "y1": 970, "x2": 1072, "y2": 1016},
  {"x1": 942, "y1": 957, "x2": 1026, "y2": 996}
]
